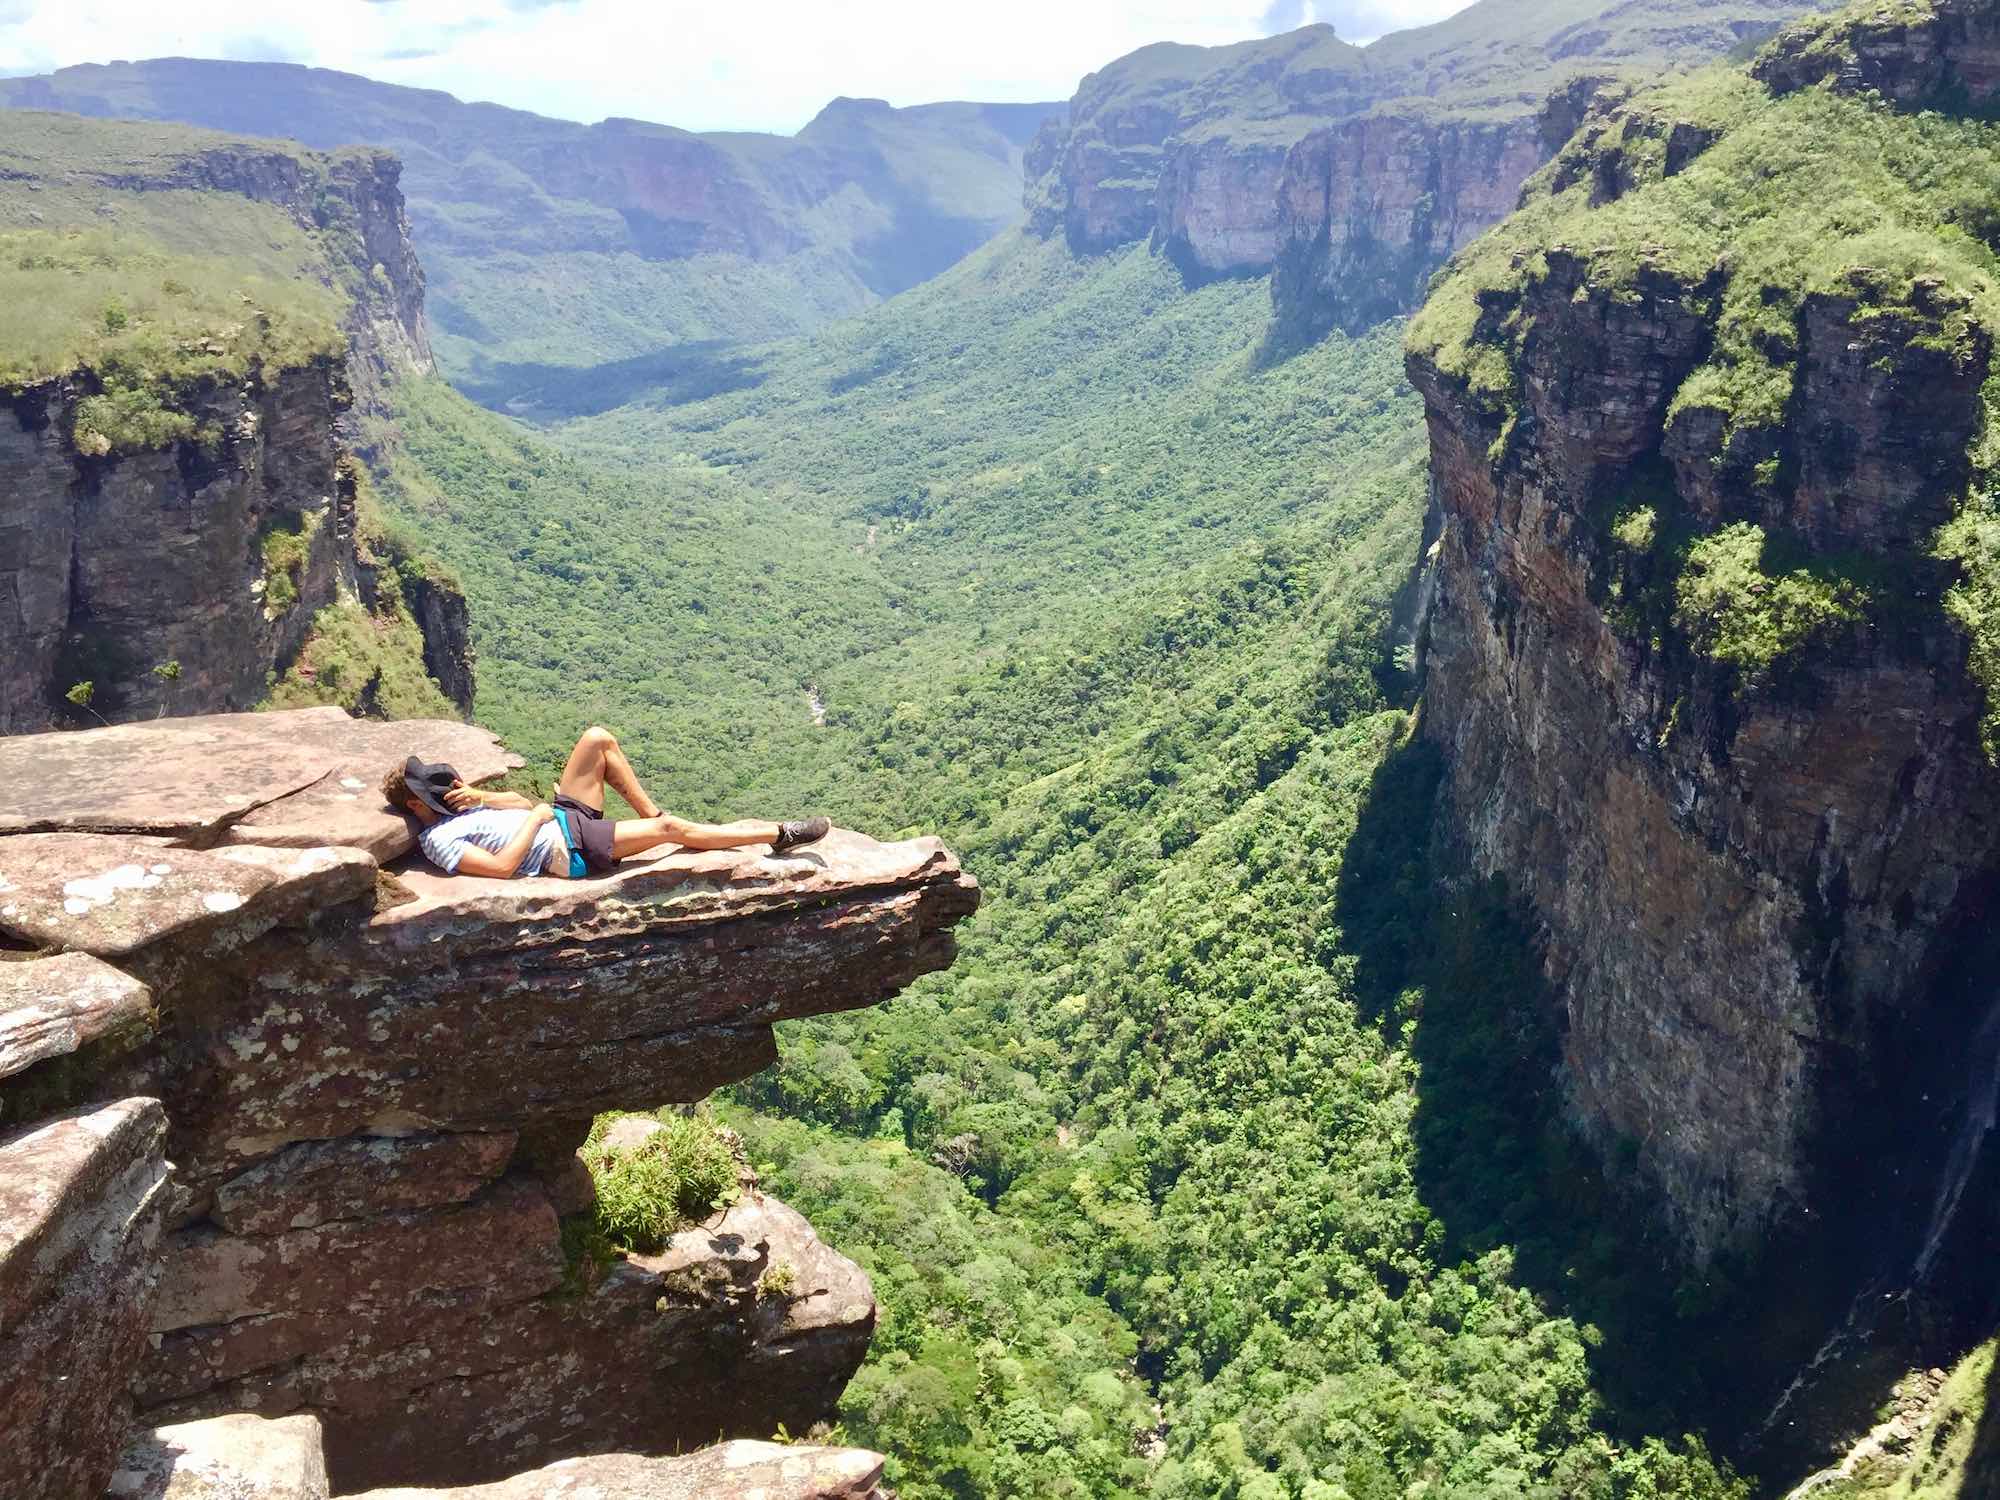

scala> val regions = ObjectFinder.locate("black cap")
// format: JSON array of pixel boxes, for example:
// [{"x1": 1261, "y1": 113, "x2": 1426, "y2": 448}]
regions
[{"x1": 401, "y1": 754, "x2": 461, "y2": 818}]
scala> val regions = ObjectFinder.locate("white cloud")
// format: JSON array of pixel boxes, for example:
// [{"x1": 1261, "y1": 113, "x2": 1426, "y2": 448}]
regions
[{"x1": 0, "y1": 0, "x2": 1475, "y2": 133}]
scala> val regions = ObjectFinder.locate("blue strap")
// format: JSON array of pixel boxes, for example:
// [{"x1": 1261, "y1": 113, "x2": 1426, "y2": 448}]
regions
[{"x1": 550, "y1": 807, "x2": 586, "y2": 879}]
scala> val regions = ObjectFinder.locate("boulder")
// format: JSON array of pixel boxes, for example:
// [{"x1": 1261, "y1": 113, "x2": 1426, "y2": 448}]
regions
[
  {"x1": 0, "y1": 708, "x2": 517, "y2": 859},
  {"x1": 348, "y1": 1441, "x2": 888, "y2": 1500},
  {"x1": 0, "y1": 951, "x2": 152, "y2": 1083},
  {"x1": 0, "y1": 1097, "x2": 171, "y2": 1500},
  {"x1": 108, "y1": 1412, "x2": 329, "y2": 1500}
]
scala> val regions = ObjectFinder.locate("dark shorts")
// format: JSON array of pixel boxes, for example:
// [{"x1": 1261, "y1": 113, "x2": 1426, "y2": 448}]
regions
[{"x1": 554, "y1": 793, "x2": 619, "y2": 873}]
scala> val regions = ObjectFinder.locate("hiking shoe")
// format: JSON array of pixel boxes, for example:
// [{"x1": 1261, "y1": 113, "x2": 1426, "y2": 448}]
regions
[{"x1": 772, "y1": 815, "x2": 831, "y2": 852}]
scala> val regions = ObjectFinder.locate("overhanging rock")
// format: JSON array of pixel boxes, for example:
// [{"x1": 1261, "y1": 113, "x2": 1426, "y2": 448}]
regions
[{"x1": 0, "y1": 708, "x2": 978, "y2": 1494}]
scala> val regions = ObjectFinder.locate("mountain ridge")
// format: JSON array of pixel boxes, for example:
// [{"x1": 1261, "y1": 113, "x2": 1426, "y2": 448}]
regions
[{"x1": 0, "y1": 58, "x2": 1064, "y2": 395}]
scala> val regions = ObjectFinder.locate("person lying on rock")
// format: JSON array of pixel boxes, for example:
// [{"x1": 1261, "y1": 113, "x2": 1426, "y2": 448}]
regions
[{"x1": 381, "y1": 724, "x2": 829, "y2": 879}]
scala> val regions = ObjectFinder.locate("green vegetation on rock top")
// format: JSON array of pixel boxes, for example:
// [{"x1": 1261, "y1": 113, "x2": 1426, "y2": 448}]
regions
[
  {"x1": 1408, "y1": 38, "x2": 2000, "y2": 726},
  {"x1": 0, "y1": 228, "x2": 342, "y2": 407}
]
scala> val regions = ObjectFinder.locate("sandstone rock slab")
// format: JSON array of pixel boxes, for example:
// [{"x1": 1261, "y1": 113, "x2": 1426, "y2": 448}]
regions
[
  {"x1": 0, "y1": 834, "x2": 372, "y2": 959},
  {"x1": 0, "y1": 1097, "x2": 171, "y2": 1500},
  {"x1": 140, "y1": 1189, "x2": 874, "y2": 1493},
  {"x1": 169, "y1": 829, "x2": 977, "y2": 1187},
  {"x1": 0, "y1": 950, "x2": 151, "y2": 1082},
  {"x1": 109, "y1": 1412, "x2": 329, "y2": 1500},
  {"x1": 593, "y1": 1114, "x2": 665, "y2": 1156},
  {"x1": 349, "y1": 1442, "x2": 888, "y2": 1500},
  {"x1": 0, "y1": 708, "x2": 516, "y2": 859},
  {"x1": 152, "y1": 1175, "x2": 559, "y2": 1333},
  {"x1": 212, "y1": 1130, "x2": 517, "y2": 1235}
]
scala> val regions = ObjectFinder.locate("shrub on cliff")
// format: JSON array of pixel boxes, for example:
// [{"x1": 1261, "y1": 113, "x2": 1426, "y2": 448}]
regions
[
  {"x1": 1673, "y1": 523, "x2": 1870, "y2": 680},
  {"x1": 581, "y1": 1110, "x2": 742, "y2": 1253}
]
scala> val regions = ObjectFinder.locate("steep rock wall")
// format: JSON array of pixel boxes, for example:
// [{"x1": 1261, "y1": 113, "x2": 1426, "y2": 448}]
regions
[
  {"x1": 1270, "y1": 111, "x2": 1546, "y2": 340},
  {"x1": 1, "y1": 364, "x2": 349, "y2": 733},
  {"x1": 0, "y1": 708, "x2": 978, "y2": 1496},
  {"x1": 1403, "y1": 34, "x2": 2000, "y2": 1262}
]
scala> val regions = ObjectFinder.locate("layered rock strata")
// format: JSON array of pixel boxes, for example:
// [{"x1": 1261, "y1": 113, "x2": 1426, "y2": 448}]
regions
[
  {"x1": 1403, "y1": 40, "x2": 2000, "y2": 1258},
  {"x1": 0, "y1": 708, "x2": 977, "y2": 1495},
  {"x1": 1269, "y1": 111, "x2": 1547, "y2": 340},
  {"x1": 0, "y1": 1097, "x2": 172, "y2": 1500}
]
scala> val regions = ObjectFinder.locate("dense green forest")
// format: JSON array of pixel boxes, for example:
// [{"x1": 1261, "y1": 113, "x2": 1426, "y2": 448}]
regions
[{"x1": 369, "y1": 227, "x2": 1762, "y2": 1497}]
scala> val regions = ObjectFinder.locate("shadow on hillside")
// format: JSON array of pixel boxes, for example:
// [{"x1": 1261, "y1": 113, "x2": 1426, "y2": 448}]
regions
[
  {"x1": 1969, "y1": 1356, "x2": 2000, "y2": 1495},
  {"x1": 1330, "y1": 737, "x2": 1820, "y2": 1471},
  {"x1": 451, "y1": 340, "x2": 770, "y2": 420}
]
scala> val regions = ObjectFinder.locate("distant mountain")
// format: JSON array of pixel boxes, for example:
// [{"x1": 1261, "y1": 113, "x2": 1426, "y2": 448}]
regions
[
  {"x1": 0, "y1": 60, "x2": 1063, "y2": 391},
  {"x1": 1025, "y1": 0, "x2": 1841, "y2": 334}
]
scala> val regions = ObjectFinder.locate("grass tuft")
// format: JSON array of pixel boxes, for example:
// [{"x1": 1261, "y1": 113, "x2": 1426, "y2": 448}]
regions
[{"x1": 579, "y1": 1109, "x2": 743, "y2": 1254}]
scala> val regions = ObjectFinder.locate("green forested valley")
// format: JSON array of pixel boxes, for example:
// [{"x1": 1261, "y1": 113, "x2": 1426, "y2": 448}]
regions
[
  {"x1": 365, "y1": 225, "x2": 1764, "y2": 1497},
  {"x1": 6, "y1": 1, "x2": 1998, "y2": 1495}
]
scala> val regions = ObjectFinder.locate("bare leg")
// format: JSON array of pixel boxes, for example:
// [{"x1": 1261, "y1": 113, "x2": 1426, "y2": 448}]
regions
[
  {"x1": 556, "y1": 726, "x2": 661, "y2": 817},
  {"x1": 612, "y1": 814, "x2": 779, "y2": 858}
]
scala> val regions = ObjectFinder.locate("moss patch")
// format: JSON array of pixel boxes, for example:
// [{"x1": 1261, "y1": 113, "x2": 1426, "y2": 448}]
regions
[{"x1": 258, "y1": 510, "x2": 322, "y2": 617}]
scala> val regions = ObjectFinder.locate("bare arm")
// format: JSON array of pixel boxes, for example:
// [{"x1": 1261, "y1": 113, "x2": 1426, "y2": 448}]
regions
[
  {"x1": 444, "y1": 783, "x2": 537, "y2": 813},
  {"x1": 453, "y1": 804, "x2": 555, "y2": 878}
]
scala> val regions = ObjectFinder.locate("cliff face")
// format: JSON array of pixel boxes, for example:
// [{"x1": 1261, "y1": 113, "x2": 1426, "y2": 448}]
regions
[
  {"x1": 1402, "y1": 22, "x2": 2000, "y2": 1262},
  {"x1": 1270, "y1": 111, "x2": 1546, "y2": 340},
  {"x1": 2, "y1": 364, "x2": 347, "y2": 733},
  {"x1": 0, "y1": 708, "x2": 978, "y2": 1497},
  {"x1": 1025, "y1": 3, "x2": 1838, "y2": 332},
  {"x1": 0, "y1": 113, "x2": 473, "y2": 731}
]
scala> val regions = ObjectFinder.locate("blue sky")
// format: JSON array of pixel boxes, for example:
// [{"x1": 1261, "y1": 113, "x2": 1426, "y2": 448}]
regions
[{"x1": 0, "y1": 0, "x2": 1474, "y2": 133}]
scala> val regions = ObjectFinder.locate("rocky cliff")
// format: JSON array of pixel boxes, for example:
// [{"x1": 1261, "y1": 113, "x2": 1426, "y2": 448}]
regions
[
  {"x1": 1024, "y1": 2, "x2": 1837, "y2": 334},
  {"x1": 0, "y1": 707, "x2": 978, "y2": 1497},
  {"x1": 1403, "y1": 2, "x2": 2000, "y2": 1279},
  {"x1": 3, "y1": 363, "x2": 337, "y2": 732},
  {"x1": 0, "y1": 111, "x2": 433, "y2": 402},
  {"x1": 0, "y1": 113, "x2": 473, "y2": 731}
]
